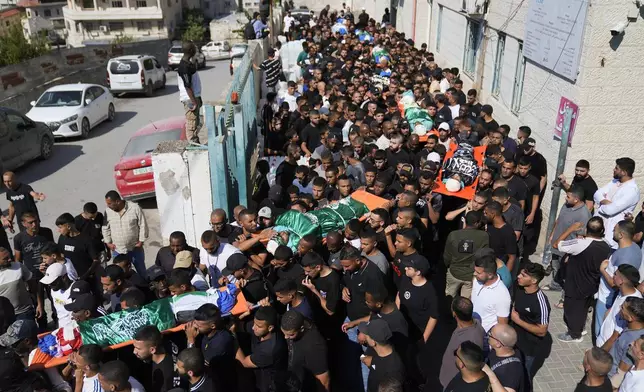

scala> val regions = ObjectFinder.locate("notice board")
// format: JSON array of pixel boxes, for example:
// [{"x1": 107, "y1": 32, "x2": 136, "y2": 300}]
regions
[{"x1": 523, "y1": 0, "x2": 590, "y2": 82}]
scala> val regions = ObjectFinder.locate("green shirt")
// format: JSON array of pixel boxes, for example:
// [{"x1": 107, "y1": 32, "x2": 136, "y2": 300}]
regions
[
  {"x1": 297, "y1": 51, "x2": 308, "y2": 69},
  {"x1": 444, "y1": 228, "x2": 490, "y2": 281}
]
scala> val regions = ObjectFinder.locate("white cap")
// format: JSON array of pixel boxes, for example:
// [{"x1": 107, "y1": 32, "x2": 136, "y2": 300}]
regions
[
  {"x1": 258, "y1": 206, "x2": 272, "y2": 219},
  {"x1": 40, "y1": 263, "x2": 67, "y2": 285},
  {"x1": 426, "y1": 152, "x2": 441, "y2": 164},
  {"x1": 438, "y1": 122, "x2": 450, "y2": 131}
]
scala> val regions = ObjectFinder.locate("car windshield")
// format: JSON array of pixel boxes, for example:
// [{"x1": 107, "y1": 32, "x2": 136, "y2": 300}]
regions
[
  {"x1": 36, "y1": 90, "x2": 83, "y2": 107},
  {"x1": 122, "y1": 129, "x2": 183, "y2": 157},
  {"x1": 232, "y1": 45, "x2": 247, "y2": 51},
  {"x1": 169, "y1": 47, "x2": 183, "y2": 54},
  {"x1": 109, "y1": 60, "x2": 140, "y2": 74}
]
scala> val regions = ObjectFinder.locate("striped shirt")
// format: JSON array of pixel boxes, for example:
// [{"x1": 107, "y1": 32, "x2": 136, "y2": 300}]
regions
[
  {"x1": 512, "y1": 287, "x2": 551, "y2": 356},
  {"x1": 82, "y1": 374, "x2": 102, "y2": 392},
  {"x1": 260, "y1": 57, "x2": 282, "y2": 87},
  {"x1": 102, "y1": 201, "x2": 148, "y2": 254}
]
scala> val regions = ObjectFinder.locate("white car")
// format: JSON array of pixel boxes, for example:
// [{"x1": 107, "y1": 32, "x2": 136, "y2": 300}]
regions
[
  {"x1": 26, "y1": 84, "x2": 115, "y2": 139},
  {"x1": 201, "y1": 40, "x2": 230, "y2": 60},
  {"x1": 168, "y1": 45, "x2": 206, "y2": 70},
  {"x1": 107, "y1": 55, "x2": 166, "y2": 97},
  {"x1": 230, "y1": 43, "x2": 248, "y2": 58}
]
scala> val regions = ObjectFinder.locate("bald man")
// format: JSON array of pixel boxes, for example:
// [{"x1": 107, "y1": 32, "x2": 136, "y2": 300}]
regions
[
  {"x1": 487, "y1": 324, "x2": 526, "y2": 392},
  {"x1": 209, "y1": 209, "x2": 241, "y2": 244},
  {"x1": 231, "y1": 205, "x2": 246, "y2": 228},
  {"x1": 3, "y1": 172, "x2": 45, "y2": 232},
  {"x1": 576, "y1": 347, "x2": 613, "y2": 391}
]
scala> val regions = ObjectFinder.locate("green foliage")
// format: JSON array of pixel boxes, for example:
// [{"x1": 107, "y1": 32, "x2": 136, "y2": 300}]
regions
[
  {"x1": 0, "y1": 22, "x2": 50, "y2": 67},
  {"x1": 182, "y1": 8, "x2": 206, "y2": 43},
  {"x1": 111, "y1": 35, "x2": 135, "y2": 45}
]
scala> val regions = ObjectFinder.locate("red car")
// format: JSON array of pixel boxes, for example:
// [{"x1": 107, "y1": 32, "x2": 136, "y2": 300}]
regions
[{"x1": 114, "y1": 116, "x2": 186, "y2": 200}]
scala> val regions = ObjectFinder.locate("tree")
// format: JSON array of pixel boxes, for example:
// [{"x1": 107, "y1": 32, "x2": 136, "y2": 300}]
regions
[
  {"x1": 0, "y1": 22, "x2": 49, "y2": 66},
  {"x1": 111, "y1": 35, "x2": 134, "y2": 45},
  {"x1": 181, "y1": 8, "x2": 206, "y2": 43}
]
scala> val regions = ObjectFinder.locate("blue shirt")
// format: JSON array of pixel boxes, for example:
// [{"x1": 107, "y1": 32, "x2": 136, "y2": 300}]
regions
[
  {"x1": 610, "y1": 244, "x2": 642, "y2": 270},
  {"x1": 498, "y1": 264, "x2": 512, "y2": 288},
  {"x1": 253, "y1": 20, "x2": 267, "y2": 38},
  {"x1": 609, "y1": 327, "x2": 643, "y2": 376}
]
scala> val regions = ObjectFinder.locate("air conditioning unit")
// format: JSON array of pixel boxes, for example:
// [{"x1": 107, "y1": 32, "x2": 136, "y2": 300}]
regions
[
  {"x1": 462, "y1": 0, "x2": 485, "y2": 16},
  {"x1": 99, "y1": 25, "x2": 109, "y2": 32}
]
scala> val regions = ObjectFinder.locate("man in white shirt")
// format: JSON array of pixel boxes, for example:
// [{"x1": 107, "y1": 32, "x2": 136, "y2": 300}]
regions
[
  {"x1": 63, "y1": 344, "x2": 104, "y2": 392},
  {"x1": 446, "y1": 89, "x2": 461, "y2": 120},
  {"x1": 597, "y1": 265, "x2": 642, "y2": 348},
  {"x1": 98, "y1": 360, "x2": 146, "y2": 392},
  {"x1": 594, "y1": 157, "x2": 640, "y2": 249},
  {"x1": 283, "y1": 11, "x2": 294, "y2": 37},
  {"x1": 199, "y1": 230, "x2": 241, "y2": 288},
  {"x1": 471, "y1": 249, "x2": 511, "y2": 333},
  {"x1": 620, "y1": 336, "x2": 644, "y2": 391},
  {"x1": 40, "y1": 263, "x2": 74, "y2": 329}
]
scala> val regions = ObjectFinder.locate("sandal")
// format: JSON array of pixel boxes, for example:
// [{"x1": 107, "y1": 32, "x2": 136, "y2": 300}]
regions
[{"x1": 555, "y1": 300, "x2": 564, "y2": 309}]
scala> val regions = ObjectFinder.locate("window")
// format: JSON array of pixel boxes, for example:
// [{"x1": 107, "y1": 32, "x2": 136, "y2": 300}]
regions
[
  {"x1": 111, "y1": 0, "x2": 123, "y2": 7},
  {"x1": 56, "y1": 9, "x2": 60, "y2": 15},
  {"x1": 109, "y1": 22, "x2": 124, "y2": 31},
  {"x1": 511, "y1": 42, "x2": 526, "y2": 114},
  {"x1": 44, "y1": 9, "x2": 51, "y2": 17},
  {"x1": 436, "y1": 5, "x2": 443, "y2": 53},
  {"x1": 26, "y1": 9, "x2": 31, "y2": 17},
  {"x1": 137, "y1": 21, "x2": 151, "y2": 30},
  {"x1": 157, "y1": 20, "x2": 164, "y2": 30},
  {"x1": 85, "y1": 22, "x2": 95, "y2": 31},
  {"x1": 34, "y1": 10, "x2": 38, "y2": 16},
  {"x1": 136, "y1": 0, "x2": 147, "y2": 6},
  {"x1": 82, "y1": 0, "x2": 94, "y2": 8},
  {"x1": 66, "y1": 20, "x2": 70, "y2": 30},
  {"x1": 463, "y1": 19, "x2": 481, "y2": 77},
  {"x1": 491, "y1": 33, "x2": 505, "y2": 97},
  {"x1": 91, "y1": 87, "x2": 105, "y2": 99},
  {"x1": 143, "y1": 58, "x2": 154, "y2": 70},
  {"x1": 6, "y1": 113, "x2": 28, "y2": 128}
]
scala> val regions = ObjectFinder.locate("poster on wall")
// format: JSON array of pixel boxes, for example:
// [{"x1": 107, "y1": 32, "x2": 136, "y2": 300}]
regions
[
  {"x1": 553, "y1": 97, "x2": 579, "y2": 147},
  {"x1": 523, "y1": 0, "x2": 590, "y2": 82}
]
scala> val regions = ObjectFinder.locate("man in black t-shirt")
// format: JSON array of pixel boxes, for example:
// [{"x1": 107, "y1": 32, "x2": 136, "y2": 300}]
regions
[
  {"x1": 574, "y1": 347, "x2": 613, "y2": 392},
  {"x1": 56, "y1": 213, "x2": 100, "y2": 280},
  {"x1": 176, "y1": 347, "x2": 215, "y2": 392},
  {"x1": 233, "y1": 306, "x2": 288, "y2": 392},
  {"x1": 359, "y1": 318, "x2": 406, "y2": 392},
  {"x1": 3, "y1": 172, "x2": 44, "y2": 233},
  {"x1": 512, "y1": 263, "x2": 552, "y2": 383},
  {"x1": 484, "y1": 202, "x2": 518, "y2": 274},
  {"x1": 500, "y1": 160, "x2": 528, "y2": 211},
  {"x1": 275, "y1": 144, "x2": 301, "y2": 194},
  {"x1": 487, "y1": 324, "x2": 526, "y2": 392},
  {"x1": 222, "y1": 253, "x2": 271, "y2": 304},
  {"x1": 444, "y1": 341, "x2": 491, "y2": 392},
  {"x1": 517, "y1": 158, "x2": 543, "y2": 262},
  {"x1": 558, "y1": 159, "x2": 598, "y2": 213},
  {"x1": 516, "y1": 138, "x2": 548, "y2": 203},
  {"x1": 133, "y1": 325, "x2": 183, "y2": 392},
  {"x1": 300, "y1": 110, "x2": 322, "y2": 157},
  {"x1": 281, "y1": 310, "x2": 330, "y2": 391},
  {"x1": 74, "y1": 202, "x2": 107, "y2": 262}
]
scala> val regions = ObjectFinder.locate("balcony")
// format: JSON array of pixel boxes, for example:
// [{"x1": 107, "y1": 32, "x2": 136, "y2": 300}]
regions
[{"x1": 62, "y1": 3, "x2": 163, "y2": 20}]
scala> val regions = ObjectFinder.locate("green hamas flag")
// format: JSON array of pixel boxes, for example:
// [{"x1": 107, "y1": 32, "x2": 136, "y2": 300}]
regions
[{"x1": 78, "y1": 298, "x2": 176, "y2": 346}]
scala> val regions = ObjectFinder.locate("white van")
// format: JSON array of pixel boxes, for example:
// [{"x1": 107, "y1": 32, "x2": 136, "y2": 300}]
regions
[{"x1": 107, "y1": 55, "x2": 166, "y2": 97}]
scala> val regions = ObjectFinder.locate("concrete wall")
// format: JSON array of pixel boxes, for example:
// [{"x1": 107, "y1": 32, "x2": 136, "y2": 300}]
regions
[{"x1": 0, "y1": 38, "x2": 171, "y2": 113}]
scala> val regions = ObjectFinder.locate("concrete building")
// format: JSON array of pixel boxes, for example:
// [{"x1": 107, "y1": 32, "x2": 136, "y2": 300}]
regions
[
  {"x1": 62, "y1": 0, "x2": 182, "y2": 47},
  {"x1": 182, "y1": 0, "x2": 235, "y2": 20},
  {"x1": 19, "y1": 0, "x2": 66, "y2": 43},
  {"x1": 0, "y1": 6, "x2": 22, "y2": 35},
  {"x1": 0, "y1": 0, "x2": 19, "y2": 8}
]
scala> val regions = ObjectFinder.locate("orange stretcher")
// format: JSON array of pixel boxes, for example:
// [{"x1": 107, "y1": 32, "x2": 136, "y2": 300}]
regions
[
  {"x1": 433, "y1": 144, "x2": 487, "y2": 200},
  {"x1": 418, "y1": 129, "x2": 439, "y2": 144},
  {"x1": 29, "y1": 290, "x2": 250, "y2": 370}
]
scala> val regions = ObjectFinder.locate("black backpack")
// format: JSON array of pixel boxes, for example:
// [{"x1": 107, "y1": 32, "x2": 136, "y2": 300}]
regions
[{"x1": 244, "y1": 22, "x2": 256, "y2": 40}]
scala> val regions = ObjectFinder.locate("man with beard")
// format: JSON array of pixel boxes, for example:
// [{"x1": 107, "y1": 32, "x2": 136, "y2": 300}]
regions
[
  {"x1": 231, "y1": 209, "x2": 275, "y2": 270},
  {"x1": 233, "y1": 306, "x2": 288, "y2": 392},
  {"x1": 386, "y1": 132, "x2": 412, "y2": 170},
  {"x1": 517, "y1": 158, "x2": 542, "y2": 263},
  {"x1": 484, "y1": 201, "x2": 518, "y2": 278},
  {"x1": 445, "y1": 191, "x2": 489, "y2": 230},
  {"x1": 373, "y1": 149, "x2": 395, "y2": 185},
  {"x1": 176, "y1": 348, "x2": 214, "y2": 392},
  {"x1": 155, "y1": 231, "x2": 199, "y2": 275},
  {"x1": 516, "y1": 138, "x2": 548, "y2": 202},
  {"x1": 39, "y1": 263, "x2": 74, "y2": 328},
  {"x1": 133, "y1": 325, "x2": 182, "y2": 392},
  {"x1": 301, "y1": 110, "x2": 323, "y2": 157},
  {"x1": 477, "y1": 169, "x2": 494, "y2": 193},
  {"x1": 594, "y1": 157, "x2": 640, "y2": 249},
  {"x1": 471, "y1": 250, "x2": 511, "y2": 334},
  {"x1": 208, "y1": 209, "x2": 241, "y2": 244},
  {"x1": 100, "y1": 264, "x2": 132, "y2": 313},
  {"x1": 557, "y1": 160, "x2": 598, "y2": 212},
  {"x1": 500, "y1": 160, "x2": 528, "y2": 211}
]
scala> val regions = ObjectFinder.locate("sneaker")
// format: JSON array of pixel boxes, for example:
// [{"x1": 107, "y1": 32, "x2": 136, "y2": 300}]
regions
[
  {"x1": 543, "y1": 284, "x2": 562, "y2": 292},
  {"x1": 582, "y1": 330, "x2": 588, "y2": 336},
  {"x1": 557, "y1": 333, "x2": 583, "y2": 343},
  {"x1": 544, "y1": 264, "x2": 553, "y2": 276}
]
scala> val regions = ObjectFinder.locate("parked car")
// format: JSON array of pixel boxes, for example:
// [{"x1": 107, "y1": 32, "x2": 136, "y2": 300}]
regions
[
  {"x1": 114, "y1": 116, "x2": 186, "y2": 200},
  {"x1": 201, "y1": 40, "x2": 231, "y2": 60},
  {"x1": 107, "y1": 55, "x2": 166, "y2": 97},
  {"x1": 230, "y1": 43, "x2": 248, "y2": 58},
  {"x1": 26, "y1": 84, "x2": 115, "y2": 139},
  {"x1": 230, "y1": 53, "x2": 244, "y2": 76},
  {"x1": 0, "y1": 107, "x2": 54, "y2": 174},
  {"x1": 291, "y1": 7, "x2": 311, "y2": 24},
  {"x1": 168, "y1": 45, "x2": 207, "y2": 70}
]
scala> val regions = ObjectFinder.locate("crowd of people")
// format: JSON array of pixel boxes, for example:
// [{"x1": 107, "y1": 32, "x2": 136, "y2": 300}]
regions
[{"x1": 0, "y1": 3, "x2": 644, "y2": 392}]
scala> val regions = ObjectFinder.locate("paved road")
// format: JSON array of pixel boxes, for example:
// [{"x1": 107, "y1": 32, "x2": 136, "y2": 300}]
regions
[{"x1": 4, "y1": 60, "x2": 233, "y2": 262}]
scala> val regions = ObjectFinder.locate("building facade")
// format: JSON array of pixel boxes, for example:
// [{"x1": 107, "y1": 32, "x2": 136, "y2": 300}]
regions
[
  {"x1": 0, "y1": 6, "x2": 22, "y2": 35},
  {"x1": 19, "y1": 0, "x2": 66, "y2": 43},
  {"x1": 62, "y1": 0, "x2": 182, "y2": 47}
]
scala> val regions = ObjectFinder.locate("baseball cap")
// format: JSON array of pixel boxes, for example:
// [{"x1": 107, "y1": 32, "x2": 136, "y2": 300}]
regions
[
  {"x1": 69, "y1": 280, "x2": 92, "y2": 300},
  {"x1": 438, "y1": 122, "x2": 450, "y2": 131},
  {"x1": 481, "y1": 104, "x2": 494, "y2": 115},
  {"x1": 401, "y1": 254, "x2": 431, "y2": 275},
  {"x1": 147, "y1": 265, "x2": 166, "y2": 282},
  {"x1": 174, "y1": 250, "x2": 194, "y2": 269},
  {"x1": 397, "y1": 164, "x2": 414, "y2": 177},
  {"x1": 0, "y1": 320, "x2": 38, "y2": 347},
  {"x1": 64, "y1": 293, "x2": 95, "y2": 312},
  {"x1": 521, "y1": 137, "x2": 536, "y2": 149},
  {"x1": 222, "y1": 253, "x2": 248, "y2": 275},
  {"x1": 426, "y1": 152, "x2": 441, "y2": 164},
  {"x1": 40, "y1": 263, "x2": 67, "y2": 285},
  {"x1": 358, "y1": 319, "x2": 392, "y2": 344},
  {"x1": 258, "y1": 207, "x2": 272, "y2": 219}
]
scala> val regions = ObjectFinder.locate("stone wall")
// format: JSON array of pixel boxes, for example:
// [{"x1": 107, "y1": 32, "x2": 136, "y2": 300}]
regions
[{"x1": 0, "y1": 38, "x2": 172, "y2": 114}]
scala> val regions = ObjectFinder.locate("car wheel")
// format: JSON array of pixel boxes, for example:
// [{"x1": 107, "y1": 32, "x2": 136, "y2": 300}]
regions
[
  {"x1": 145, "y1": 81, "x2": 154, "y2": 97},
  {"x1": 107, "y1": 103, "x2": 116, "y2": 121},
  {"x1": 39, "y1": 137, "x2": 53, "y2": 160},
  {"x1": 161, "y1": 74, "x2": 166, "y2": 89},
  {"x1": 81, "y1": 117, "x2": 90, "y2": 139}
]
